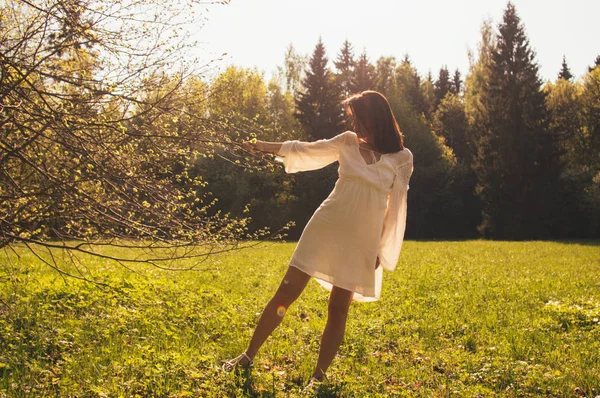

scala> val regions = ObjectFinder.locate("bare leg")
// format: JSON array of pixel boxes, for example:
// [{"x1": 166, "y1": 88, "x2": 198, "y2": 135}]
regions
[
  {"x1": 238, "y1": 266, "x2": 311, "y2": 364},
  {"x1": 311, "y1": 286, "x2": 354, "y2": 380}
]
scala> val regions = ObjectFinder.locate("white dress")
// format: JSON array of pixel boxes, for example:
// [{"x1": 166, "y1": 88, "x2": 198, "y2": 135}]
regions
[{"x1": 276, "y1": 131, "x2": 414, "y2": 302}]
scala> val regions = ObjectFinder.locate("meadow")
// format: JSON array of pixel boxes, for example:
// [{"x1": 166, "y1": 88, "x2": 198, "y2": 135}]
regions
[{"x1": 0, "y1": 241, "x2": 599, "y2": 397}]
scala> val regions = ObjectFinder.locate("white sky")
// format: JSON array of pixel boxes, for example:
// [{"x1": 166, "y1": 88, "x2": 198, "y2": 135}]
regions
[{"x1": 197, "y1": 0, "x2": 600, "y2": 82}]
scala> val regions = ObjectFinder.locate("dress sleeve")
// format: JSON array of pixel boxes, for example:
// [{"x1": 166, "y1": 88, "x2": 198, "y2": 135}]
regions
[
  {"x1": 378, "y1": 150, "x2": 414, "y2": 272},
  {"x1": 275, "y1": 131, "x2": 354, "y2": 173}
]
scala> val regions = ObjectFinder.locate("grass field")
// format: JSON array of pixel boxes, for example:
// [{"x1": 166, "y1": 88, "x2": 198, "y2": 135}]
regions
[{"x1": 0, "y1": 241, "x2": 599, "y2": 397}]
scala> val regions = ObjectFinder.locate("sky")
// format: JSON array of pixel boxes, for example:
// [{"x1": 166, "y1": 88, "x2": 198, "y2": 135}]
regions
[{"x1": 196, "y1": 0, "x2": 600, "y2": 83}]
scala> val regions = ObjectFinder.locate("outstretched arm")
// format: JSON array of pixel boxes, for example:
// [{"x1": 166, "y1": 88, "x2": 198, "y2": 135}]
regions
[
  {"x1": 244, "y1": 132, "x2": 354, "y2": 174},
  {"x1": 242, "y1": 140, "x2": 282, "y2": 154}
]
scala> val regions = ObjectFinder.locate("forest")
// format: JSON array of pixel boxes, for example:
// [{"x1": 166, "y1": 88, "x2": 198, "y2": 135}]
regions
[
  {"x1": 190, "y1": 3, "x2": 600, "y2": 241},
  {"x1": 2, "y1": 0, "x2": 599, "y2": 266}
]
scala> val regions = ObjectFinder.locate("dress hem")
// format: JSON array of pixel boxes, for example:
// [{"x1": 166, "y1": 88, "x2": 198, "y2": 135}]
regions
[{"x1": 289, "y1": 262, "x2": 379, "y2": 303}]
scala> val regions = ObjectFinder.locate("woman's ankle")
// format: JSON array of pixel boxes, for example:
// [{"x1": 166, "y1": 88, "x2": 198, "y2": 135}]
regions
[
  {"x1": 311, "y1": 369, "x2": 325, "y2": 381},
  {"x1": 239, "y1": 351, "x2": 256, "y2": 366},
  {"x1": 243, "y1": 350, "x2": 256, "y2": 363}
]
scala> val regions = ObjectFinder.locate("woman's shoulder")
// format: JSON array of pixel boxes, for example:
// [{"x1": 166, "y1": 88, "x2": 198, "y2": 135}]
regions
[
  {"x1": 384, "y1": 147, "x2": 413, "y2": 163},
  {"x1": 325, "y1": 131, "x2": 360, "y2": 148},
  {"x1": 339, "y1": 130, "x2": 360, "y2": 144},
  {"x1": 383, "y1": 148, "x2": 413, "y2": 178}
]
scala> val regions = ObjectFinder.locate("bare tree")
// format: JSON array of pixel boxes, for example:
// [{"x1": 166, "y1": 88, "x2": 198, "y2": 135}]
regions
[{"x1": 0, "y1": 0, "x2": 284, "y2": 282}]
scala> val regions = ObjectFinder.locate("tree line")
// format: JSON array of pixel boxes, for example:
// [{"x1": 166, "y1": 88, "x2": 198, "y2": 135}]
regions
[
  {"x1": 196, "y1": 3, "x2": 600, "y2": 240},
  {"x1": 2, "y1": 0, "x2": 598, "y2": 276}
]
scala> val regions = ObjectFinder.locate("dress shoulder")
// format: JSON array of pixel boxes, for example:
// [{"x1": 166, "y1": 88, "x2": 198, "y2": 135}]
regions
[
  {"x1": 341, "y1": 130, "x2": 360, "y2": 146},
  {"x1": 385, "y1": 148, "x2": 413, "y2": 190}
]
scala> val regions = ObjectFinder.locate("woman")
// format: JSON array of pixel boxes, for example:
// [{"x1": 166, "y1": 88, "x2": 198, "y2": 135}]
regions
[{"x1": 223, "y1": 90, "x2": 414, "y2": 389}]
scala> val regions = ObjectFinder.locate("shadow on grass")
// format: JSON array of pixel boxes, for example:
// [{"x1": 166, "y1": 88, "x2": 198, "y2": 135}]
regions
[
  {"x1": 230, "y1": 370, "x2": 344, "y2": 397},
  {"x1": 313, "y1": 384, "x2": 344, "y2": 397},
  {"x1": 230, "y1": 370, "x2": 282, "y2": 398},
  {"x1": 234, "y1": 370, "x2": 263, "y2": 397}
]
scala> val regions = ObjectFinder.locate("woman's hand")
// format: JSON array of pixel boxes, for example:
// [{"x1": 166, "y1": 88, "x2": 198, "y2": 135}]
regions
[
  {"x1": 242, "y1": 139, "x2": 263, "y2": 153},
  {"x1": 242, "y1": 140, "x2": 283, "y2": 155},
  {"x1": 375, "y1": 256, "x2": 381, "y2": 270}
]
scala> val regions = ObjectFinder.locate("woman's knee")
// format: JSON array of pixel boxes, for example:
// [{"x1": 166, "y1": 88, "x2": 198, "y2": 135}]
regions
[
  {"x1": 273, "y1": 267, "x2": 310, "y2": 305},
  {"x1": 327, "y1": 303, "x2": 350, "y2": 321},
  {"x1": 272, "y1": 284, "x2": 306, "y2": 307},
  {"x1": 327, "y1": 288, "x2": 353, "y2": 319},
  {"x1": 271, "y1": 288, "x2": 301, "y2": 308}
]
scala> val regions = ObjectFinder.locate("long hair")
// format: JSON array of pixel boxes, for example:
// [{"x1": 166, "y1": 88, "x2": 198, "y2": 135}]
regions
[{"x1": 343, "y1": 90, "x2": 405, "y2": 153}]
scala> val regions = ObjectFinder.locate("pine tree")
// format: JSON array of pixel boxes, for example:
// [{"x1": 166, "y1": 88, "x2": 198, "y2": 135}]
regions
[
  {"x1": 295, "y1": 38, "x2": 344, "y2": 140},
  {"x1": 434, "y1": 66, "x2": 451, "y2": 106},
  {"x1": 352, "y1": 50, "x2": 376, "y2": 92},
  {"x1": 426, "y1": 71, "x2": 434, "y2": 84},
  {"x1": 579, "y1": 68, "x2": 600, "y2": 235},
  {"x1": 473, "y1": 3, "x2": 560, "y2": 239},
  {"x1": 558, "y1": 55, "x2": 573, "y2": 81},
  {"x1": 451, "y1": 69, "x2": 463, "y2": 95},
  {"x1": 374, "y1": 56, "x2": 396, "y2": 95},
  {"x1": 396, "y1": 60, "x2": 430, "y2": 119},
  {"x1": 433, "y1": 93, "x2": 469, "y2": 161},
  {"x1": 464, "y1": 19, "x2": 495, "y2": 161},
  {"x1": 463, "y1": 20, "x2": 497, "y2": 237},
  {"x1": 589, "y1": 55, "x2": 600, "y2": 72},
  {"x1": 421, "y1": 73, "x2": 436, "y2": 120},
  {"x1": 334, "y1": 39, "x2": 356, "y2": 97}
]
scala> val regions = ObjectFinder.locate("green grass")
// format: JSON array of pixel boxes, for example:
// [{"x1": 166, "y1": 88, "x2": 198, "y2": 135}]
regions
[{"x1": 1, "y1": 241, "x2": 599, "y2": 397}]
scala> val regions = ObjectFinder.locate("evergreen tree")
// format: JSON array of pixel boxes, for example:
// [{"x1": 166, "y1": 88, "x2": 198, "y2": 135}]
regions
[
  {"x1": 295, "y1": 38, "x2": 344, "y2": 140},
  {"x1": 386, "y1": 73, "x2": 477, "y2": 238},
  {"x1": 431, "y1": 92, "x2": 480, "y2": 236},
  {"x1": 451, "y1": 69, "x2": 463, "y2": 95},
  {"x1": 580, "y1": 69, "x2": 600, "y2": 172},
  {"x1": 473, "y1": 3, "x2": 561, "y2": 239},
  {"x1": 463, "y1": 20, "x2": 496, "y2": 237},
  {"x1": 578, "y1": 68, "x2": 600, "y2": 236},
  {"x1": 334, "y1": 39, "x2": 356, "y2": 97},
  {"x1": 427, "y1": 71, "x2": 433, "y2": 83},
  {"x1": 433, "y1": 93, "x2": 469, "y2": 161},
  {"x1": 464, "y1": 20, "x2": 495, "y2": 162},
  {"x1": 421, "y1": 73, "x2": 436, "y2": 119},
  {"x1": 558, "y1": 55, "x2": 573, "y2": 81},
  {"x1": 396, "y1": 60, "x2": 430, "y2": 119},
  {"x1": 352, "y1": 50, "x2": 376, "y2": 92},
  {"x1": 434, "y1": 66, "x2": 451, "y2": 106},
  {"x1": 374, "y1": 56, "x2": 396, "y2": 95},
  {"x1": 589, "y1": 55, "x2": 600, "y2": 72}
]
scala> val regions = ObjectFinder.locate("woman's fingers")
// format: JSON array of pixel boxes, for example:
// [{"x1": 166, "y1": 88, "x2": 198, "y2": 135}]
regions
[{"x1": 242, "y1": 141, "x2": 256, "y2": 152}]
